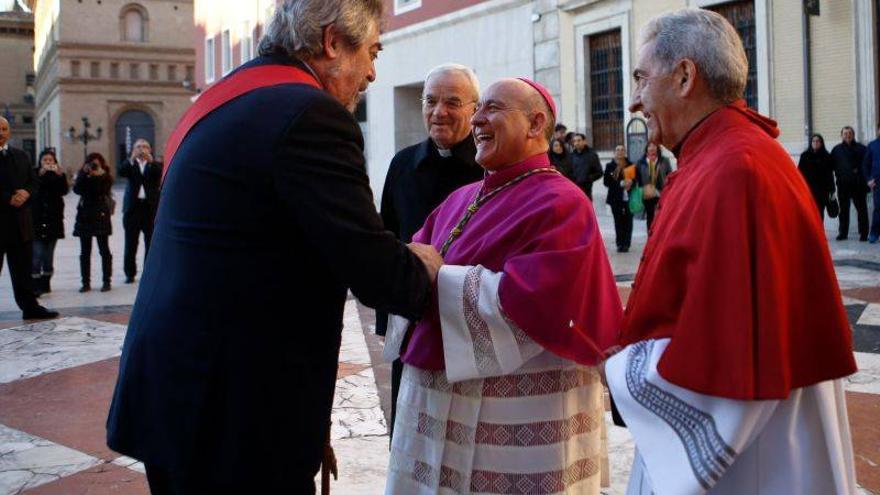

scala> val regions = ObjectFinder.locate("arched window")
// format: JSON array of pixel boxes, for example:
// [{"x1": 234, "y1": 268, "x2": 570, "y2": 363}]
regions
[{"x1": 120, "y1": 4, "x2": 149, "y2": 42}]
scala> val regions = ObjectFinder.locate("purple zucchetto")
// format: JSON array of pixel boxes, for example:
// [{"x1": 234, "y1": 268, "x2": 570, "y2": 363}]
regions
[{"x1": 515, "y1": 77, "x2": 557, "y2": 118}]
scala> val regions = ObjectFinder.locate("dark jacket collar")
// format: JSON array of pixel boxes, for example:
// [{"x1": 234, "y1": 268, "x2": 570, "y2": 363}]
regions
[{"x1": 412, "y1": 136, "x2": 479, "y2": 170}]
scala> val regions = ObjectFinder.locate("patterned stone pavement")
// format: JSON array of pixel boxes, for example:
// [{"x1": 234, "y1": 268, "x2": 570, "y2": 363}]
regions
[{"x1": 0, "y1": 187, "x2": 877, "y2": 494}]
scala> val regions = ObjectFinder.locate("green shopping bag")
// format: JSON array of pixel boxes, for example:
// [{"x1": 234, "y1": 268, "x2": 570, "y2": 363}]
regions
[{"x1": 629, "y1": 185, "x2": 644, "y2": 215}]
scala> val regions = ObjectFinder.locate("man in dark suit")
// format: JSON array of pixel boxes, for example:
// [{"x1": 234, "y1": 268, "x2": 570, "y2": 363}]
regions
[
  {"x1": 117, "y1": 138, "x2": 162, "y2": 283},
  {"x1": 0, "y1": 117, "x2": 58, "y2": 320},
  {"x1": 377, "y1": 63, "x2": 483, "y2": 439},
  {"x1": 570, "y1": 132, "x2": 603, "y2": 200},
  {"x1": 105, "y1": 1, "x2": 441, "y2": 493}
]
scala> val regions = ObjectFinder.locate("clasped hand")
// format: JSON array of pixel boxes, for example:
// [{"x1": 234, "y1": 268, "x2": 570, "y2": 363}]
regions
[
  {"x1": 9, "y1": 189, "x2": 29, "y2": 207},
  {"x1": 408, "y1": 242, "x2": 443, "y2": 283}
]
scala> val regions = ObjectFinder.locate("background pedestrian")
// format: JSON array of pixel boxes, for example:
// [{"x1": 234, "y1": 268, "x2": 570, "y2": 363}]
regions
[
  {"x1": 31, "y1": 148, "x2": 69, "y2": 296},
  {"x1": 73, "y1": 152, "x2": 114, "y2": 292},
  {"x1": 798, "y1": 133, "x2": 836, "y2": 219},
  {"x1": 604, "y1": 144, "x2": 635, "y2": 252}
]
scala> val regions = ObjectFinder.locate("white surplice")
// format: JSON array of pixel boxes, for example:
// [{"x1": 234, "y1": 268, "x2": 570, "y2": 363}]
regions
[
  {"x1": 384, "y1": 265, "x2": 605, "y2": 495},
  {"x1": 605, "y1": 338, "x2": 858, "y2": 495}
]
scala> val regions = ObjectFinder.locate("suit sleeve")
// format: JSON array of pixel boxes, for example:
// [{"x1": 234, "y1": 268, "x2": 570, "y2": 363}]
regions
[
  {"x1": 865, "y1": 146, "x2": 877, "y2": 182},
  {"x1": 273, "y1": 95, "x2": 430, "y2": 321},
  {"x1": 375, "y1": 161, "x2": 401, "y2": 336},
  {"x1": 117, "y1": 160, "x2": 134, "y2": 178},
  {"x1": 20, "y1": 151, "x2": 39, "y2": 198},
  {"x1": 587, "y1": 154, "x2": 603, "y2": 182}
]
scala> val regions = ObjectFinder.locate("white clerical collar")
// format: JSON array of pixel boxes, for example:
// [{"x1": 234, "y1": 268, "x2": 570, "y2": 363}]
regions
[
  {"x1": 437, "y1": 148, "x2": 452, "y2": 158},
  {"x1": 0, "y1": 144, "x2": 8, "y2": 152}
]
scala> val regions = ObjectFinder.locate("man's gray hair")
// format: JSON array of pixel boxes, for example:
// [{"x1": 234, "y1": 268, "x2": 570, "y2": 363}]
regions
[
  {"x1": 423, "y1": 64, "x2": 480, "y2": 102},
  {"x1": 258, "y1": 0, "x2": 383, "y2": 60},
  {"x1": 641, "y1": 8, "x2": 748, "y2": 104}
]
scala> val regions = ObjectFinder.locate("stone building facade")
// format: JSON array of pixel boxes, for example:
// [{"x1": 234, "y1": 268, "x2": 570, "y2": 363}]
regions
[
  {"x1": 0, "y1": 3, "x2": 36, "y2": 161},
  {"x1": 32, "y1": 0, "x2": 195, "y2": 172},
  {"x1": 368, "y1": 0, "x2": 879, "y2": 196}
]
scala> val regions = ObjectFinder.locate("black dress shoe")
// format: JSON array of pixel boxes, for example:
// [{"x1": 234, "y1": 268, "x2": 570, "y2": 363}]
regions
[
  {"x1": 22, "y1": 306, "x2": 59, "y2": 320},
  {"x1": 101, "y1": 282, "x2": 112, "y2": 292},
  {"x1": 836, "y1": 234, "x2": 848, "y2": 241},
  {"x1": 125, "y1": 277, "x2": 135, "y2": 284}
]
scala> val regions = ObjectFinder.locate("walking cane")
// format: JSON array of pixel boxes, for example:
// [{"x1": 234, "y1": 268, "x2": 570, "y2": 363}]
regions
[{"x1": 321, "y1": 422, "x2": 338, "y2": 495}]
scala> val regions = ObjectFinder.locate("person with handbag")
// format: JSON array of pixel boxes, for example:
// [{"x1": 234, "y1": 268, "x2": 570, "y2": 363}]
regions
[
  {"x1": 798, "y1": 134, "x2": 836, "y2": 219},
  {"x1": 73, "y1": 152, "x2": 114, "y2": 292},
  {"x1": 604, "y1": 144, "x2": 635, "y2": 252},
  {"x1": 636, "y1": 142, "x2": 673, "y2": 231}
]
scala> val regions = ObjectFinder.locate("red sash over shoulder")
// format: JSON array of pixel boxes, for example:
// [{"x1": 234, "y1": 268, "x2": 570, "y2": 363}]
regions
[{"x1": 162, "y1": 64, "x2": 322, "y2": 180}]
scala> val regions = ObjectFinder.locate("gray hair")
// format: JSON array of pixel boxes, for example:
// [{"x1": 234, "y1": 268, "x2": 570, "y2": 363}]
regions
[
  {"x1": 640, "y1": 8, "x2": 748, "y2": 104},
  {"x1": 258, "y1": 0, "x2": 383, "y2": 60},
  {"x1": 423, "y1": 64, "x2": 480, "y2": 102}
]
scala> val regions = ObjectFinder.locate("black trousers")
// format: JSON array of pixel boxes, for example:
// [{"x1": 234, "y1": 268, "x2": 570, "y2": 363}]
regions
[
  {"x1": 79, "y1": 235, "x2": 112, "y2": 285},
  {"x1": 837, "y1": 186, "x2": 869, "y2": 239},
  {"x1": 644, "y1": 198, "x2": 659, "y2": 232},
  {"x1": 123, "y1": 200, "x2": 155, "y2": 279},
  {"x1": 0, "y1": 238, "x2": 39, "y2": 312},
  {"x1": 145, "y1": 464, "x2": 315, "y2": 495},
  {"x1": 389, "y1": 357, "x2": 403, "y2": 442},
  {"x1": 610, "y1": 203, "x2": 633, "y2": 249}
]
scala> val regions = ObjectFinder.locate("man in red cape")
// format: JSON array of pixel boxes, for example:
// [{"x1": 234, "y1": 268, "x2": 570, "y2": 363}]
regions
[
  {"x1": 602, "y1": 9, "x2": 859, "y2": 495},
  {"x1": 383, "y1": 78, "x2": 622, "y2": 494}
]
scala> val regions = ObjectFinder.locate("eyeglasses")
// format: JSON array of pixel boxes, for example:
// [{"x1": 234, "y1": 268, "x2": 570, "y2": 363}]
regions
[{"x1": 421, "y1": 97, "x2": 476, "y2": 111}]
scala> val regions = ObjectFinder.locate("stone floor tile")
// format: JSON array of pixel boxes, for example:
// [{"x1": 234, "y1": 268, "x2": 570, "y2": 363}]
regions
[
  {"x1": 22, "y1": 461, "x2": 149, "y2": 495},
  {"x1": 337, "y1": 362, "x2": 369, "y2": 380},
  {"x1": 0, "y1": 424, "x2": 102, "y2": 495},
  {"x1": 844, "y1": 288, "x2": 880, "y2": 304},
  {"x1": 0, "y1": 317, "x2": 125, "y2": 384},
  {"x1": 0, "y1": 358, "x2": 122, "y2": 461},
  {"x1": 847, "y1": 392, "x2": 880, "y2": 494},
  {"x1": 339, "y1": 300, "x2": 372, "y2": 366},
  {"x1": 315, "y1": 435, "x2": 390, "y2": 494},
  {"x1": 110, "y1": 456, "x2": 145, "y2": 475},
  {"x1": 849, "y1": 352, "x2": 880, "y2": 395},
  {"x1": 858, "y1": 304, "x2": 880, "y2": 327}
]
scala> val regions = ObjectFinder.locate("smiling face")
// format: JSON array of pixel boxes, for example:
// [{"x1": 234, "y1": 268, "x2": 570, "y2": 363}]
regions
[
  {"x1": 422, "y1": 71, "x2": 476, "y2": 149},
  {"x1": 628, "y1": 41, "x2": 681, "y2": 149},
  {"x1": 0, "y1": 117, "x2": 9, "y2": 148},
  {"x1": 551, "y1": 140, "x2": 564, "y2": 154},
  {"x1": 471, "y1": 81, "x2": 535, "y2": 171},
  {"x1": 324, "y1": 21, "x2": 381, "y2": 113}
]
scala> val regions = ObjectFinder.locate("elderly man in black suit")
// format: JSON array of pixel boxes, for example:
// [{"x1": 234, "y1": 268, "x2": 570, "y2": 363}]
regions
[
  {"x1": 377, "y1": 63, "x2": 483, "y2": 440},
  {"x1": 117, "y1": 138, "x2": 162, "y2": 283},
  {"x1": 107, "y1": 0, "x2": 442, "y2": 493},
  {"x1": 0, "y1": 117, "x2": 58, "y2": 320}
]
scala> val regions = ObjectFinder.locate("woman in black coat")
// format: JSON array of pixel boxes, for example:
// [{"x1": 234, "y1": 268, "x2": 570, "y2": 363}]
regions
[
  {"x1": 549, "y1": 138, "x2": 574, "y2": 181},
  {"x1": 73, "y1": 152, "x2": 114, "y2": 292},
  {"x1": 604, "y1": 144, "x2": 636, "y2": 252},
  {"x1": 798, "y1": 133, "x2": 836, "y2": 219},
  {"x1": 31, "y1": 149, "x2": 69, "y2": 296}
]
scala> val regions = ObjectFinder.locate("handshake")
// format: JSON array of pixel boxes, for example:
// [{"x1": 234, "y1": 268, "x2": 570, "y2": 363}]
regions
[{"x1": 408, "y1": 242, "x2": 443, "y2": 283}]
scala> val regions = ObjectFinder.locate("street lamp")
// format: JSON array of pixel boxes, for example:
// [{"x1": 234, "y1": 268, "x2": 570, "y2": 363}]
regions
[{"x1": 66, "y1": 116, "x2": 102, "y2": 162}]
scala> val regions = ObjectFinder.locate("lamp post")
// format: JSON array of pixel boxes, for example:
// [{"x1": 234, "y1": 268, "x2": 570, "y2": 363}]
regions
[{"x1": 66, "y1": 116, "x2": 102, "y2": 162}]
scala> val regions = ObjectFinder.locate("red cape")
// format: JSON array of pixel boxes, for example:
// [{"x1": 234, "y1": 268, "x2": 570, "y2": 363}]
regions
[{"x1": 621, "y1": 101, "x2": 857, "y2": 400}]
